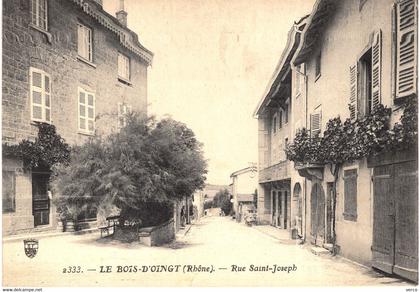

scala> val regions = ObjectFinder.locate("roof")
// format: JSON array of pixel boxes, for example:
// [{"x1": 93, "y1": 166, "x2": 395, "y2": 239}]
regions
[
  {"x1": 230, "y1": 165, "x2": 257, "y2": 178},
  {"x1": 253, "y1": 15, "x2": 309, "y2": 118},
  {"x1": 292, "y1": 0, "x2": 336, "y2": 65},
  {"x1": 70, "y1": 0, "x2": 153, "y2": 65}
]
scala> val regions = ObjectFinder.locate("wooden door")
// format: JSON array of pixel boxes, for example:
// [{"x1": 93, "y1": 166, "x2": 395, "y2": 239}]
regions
[
  {"x1": 394, "y1": 161, "x2": 418, "y2": 282},
  {"x1": 310, "y1": 183, "x2": 325, "y2": 246},
  {"x1": 32, "y1": 173, "x2": 50, "y2": 227},
  {"x1": 372, "y1": 161, "x2": 418, "y2": 282},
  {"x1": 372, "y1": 165, "x2": 395, "y2": 273}
]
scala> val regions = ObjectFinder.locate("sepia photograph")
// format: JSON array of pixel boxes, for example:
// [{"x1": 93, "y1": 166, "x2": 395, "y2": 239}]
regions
[{"x1": 1, "y1": 0, "x2": 418, "y2": 289}]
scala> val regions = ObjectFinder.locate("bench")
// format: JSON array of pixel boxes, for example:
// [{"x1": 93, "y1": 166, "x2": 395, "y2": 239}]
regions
[{"x1": 99, "y1": 215, "x2": 120, "y2": 238}]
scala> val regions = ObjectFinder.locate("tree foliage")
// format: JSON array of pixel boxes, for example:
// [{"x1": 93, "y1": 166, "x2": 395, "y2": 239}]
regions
[
  {"x1": 212, "y1": 189, "x2": 232, "y2": 215},
  {"x1": 52, "y1": 114, "x2": 207, "y2": 224},
  {"x1": 3, "y1": 123, "x2": 71, "y2": 169}
]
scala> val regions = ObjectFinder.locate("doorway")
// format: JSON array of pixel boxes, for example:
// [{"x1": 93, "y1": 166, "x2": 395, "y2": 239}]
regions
[
  {"x1": 32, "y1": 172, "x2": 50, "y2": 227},
  {"x1": 372, "y1": 160, "x2": 418, "y2": 282},
  {"x1": 310, "y1": 182, "x2": 325, "y2": 246}
]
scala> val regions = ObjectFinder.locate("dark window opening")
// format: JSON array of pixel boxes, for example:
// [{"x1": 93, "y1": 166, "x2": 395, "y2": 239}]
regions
[{"x1": 359, "y1": 49, "x2": 372, "y2": 116}]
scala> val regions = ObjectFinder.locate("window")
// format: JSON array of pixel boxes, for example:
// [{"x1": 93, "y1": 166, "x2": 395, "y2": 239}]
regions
[
  {"x1": 31, "y1": 0, "x2": 48, "y2": 31},
  {"x1": 285, "y1": 102, "x2": 289, "y2": 124},
  {"x1": 315, "y1": 52, "x2": 321, "y2": 79},
  {"x1": 394, "y1": 0, "x2": 417, "y2": 100},
  {"x1": 349, "y1": 30, "x2": 382, "y2": 120},
  {"x1": 78, "y1": 88, "x2": 95, "y2": 134},
  {"x1": 118, "y1": 53, "x2": 130, "y2": 81},
  {"x1": 279, "y1": 110, "x2": 283, "y2": 129},
  {"x1": 30, "y1": 68, "x2": 51, "y2": 123},
  {"x1": 272, "y1": 116, "x2": 277, "y2": 134},
  {"x1": 2, "y1": 171, "x2": 16, "y2": 213},
  {"x1": 310, "y1": 111, "x2": 321, "y2": 138},
  {"x1": 118, "y1": 103, "x2": 132, "y2": 128},
  {"x1": 359, "y1": 49, "x2": 373, "y2": 116},
  {"x1": 343, "y1": 169, "x2": 358, "y2": 221},
  {"x1": 78, "y1": 24, "x2": 93, "y2": 62}
]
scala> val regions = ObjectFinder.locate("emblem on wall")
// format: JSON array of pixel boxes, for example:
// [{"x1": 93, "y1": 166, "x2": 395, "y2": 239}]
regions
[{"x1": 23, "y1": 239, "x2": 39, "y2": 258}]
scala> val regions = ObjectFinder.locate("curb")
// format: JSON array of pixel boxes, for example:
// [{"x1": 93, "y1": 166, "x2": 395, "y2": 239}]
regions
[{"x1": 3, "y1": 228, "x2": 99, "y2": 243}]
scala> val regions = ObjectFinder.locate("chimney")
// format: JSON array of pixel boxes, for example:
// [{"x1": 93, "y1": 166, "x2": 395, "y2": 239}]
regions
[{"x1": 116, "y1": 0, "x2": 127, "y2": 27}]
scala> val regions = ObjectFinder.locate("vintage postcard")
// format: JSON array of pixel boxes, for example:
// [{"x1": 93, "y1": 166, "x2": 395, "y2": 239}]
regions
[{"x1": 1, "y1": 0, "x2": 418, "y2": 289}]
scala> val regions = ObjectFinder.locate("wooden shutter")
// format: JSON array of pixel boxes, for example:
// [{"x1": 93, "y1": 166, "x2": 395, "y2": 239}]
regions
[
  {"x1": 310, "y1": 112, "x2": 321, "y2": 137},
  {"x1": 371, "y1": 30, "x2": 382, "y2": 111},
  {"x1": 343, "y1": 169, "x2": 358, "y2": 221},
  {"x1": 396, "y1": 0, "x2": 417, "y2": 99},
  {"x1": 349, "y1": 64, "x2": 358, "y2": 120}
]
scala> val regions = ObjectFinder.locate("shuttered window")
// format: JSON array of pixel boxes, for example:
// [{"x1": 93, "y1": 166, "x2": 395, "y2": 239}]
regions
[
  {"x1": 30, "y1": 0, "x2": 48, "y2": 31},
  {"x1": 118, "y1": 53, "x2": 130, "y2": 81},
  {"x1": 371, "y1": 30, "x2": 382, "y2": 110},
  {"x1": 30, "y1": 68, "x2": 51, "y2": 123},
  {"x1": 395, "y1": 0, "x2": 417, "y2": 100},
  {"x1": 343, "y1": 169, "x2": 358, "y2": 221},
  {"x1": 118, "y1": 103, "x2": 132, "y2": 128},
  {"x1": 78, "y1": 88, "x2": 95, "y2": 134},
  {"x1": 349, "y1": 64, "x2": 358, "y2": 120},
  {"x1": 310, "y1": 111, "x2": 321, "y2": 138},
  {"x1": 2, "y1": 171, "x2": 16, "y2": 213},
  {"x1": 78, "y1": 24, "x2": 93, "y2": 62}
]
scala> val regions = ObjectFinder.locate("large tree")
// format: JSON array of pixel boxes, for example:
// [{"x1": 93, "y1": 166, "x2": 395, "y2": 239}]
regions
[{"x1": 52, "y1": 114, "x2": 207, "y2": 226}]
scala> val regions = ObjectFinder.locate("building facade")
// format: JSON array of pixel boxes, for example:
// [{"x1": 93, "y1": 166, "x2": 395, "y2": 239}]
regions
[
  {"x1": 255, "y1": 0, "x2": 417, "y2": 282},
  {"x1": 2, "y1": 0, "x2": 153, "y2": 235},
  {"x1": 230, "y1": 165, "x2": 258, "y2": 222},
  {"x1": 254, "y1": 16, "x2": 308, "y2": 236}
]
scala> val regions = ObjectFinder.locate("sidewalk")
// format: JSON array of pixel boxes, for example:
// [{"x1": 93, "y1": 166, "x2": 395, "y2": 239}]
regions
[
  {"x1": 252, "y1": 224, "x2": 300, "y2": 245},
  {"x1": 3, "y1": 227, "x2": 99, "y2": 243}
]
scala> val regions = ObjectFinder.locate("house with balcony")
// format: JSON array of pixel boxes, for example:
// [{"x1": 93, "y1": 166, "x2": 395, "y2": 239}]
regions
[
  {"x1": 254, "y1": 16, "x2": 308, "y2": 235},
  {"x1": 2, "y1": 0, "x2": 153, "y2": 235}
]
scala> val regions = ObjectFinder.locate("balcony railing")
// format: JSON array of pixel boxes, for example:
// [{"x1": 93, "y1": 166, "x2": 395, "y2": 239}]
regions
[{"x1": 259, "y1": 160, "x2": 290, "y2": 183}]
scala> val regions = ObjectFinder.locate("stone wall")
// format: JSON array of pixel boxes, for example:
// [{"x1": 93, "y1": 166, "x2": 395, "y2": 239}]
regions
[{"x1": 139, "y1": 219, "x2": 175, "y2": 246}]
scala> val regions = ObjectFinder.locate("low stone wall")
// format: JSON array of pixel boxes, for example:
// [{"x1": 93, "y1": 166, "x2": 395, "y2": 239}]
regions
[{"x1": 139, "y1": 219, "x2": 175, "y2": 246}]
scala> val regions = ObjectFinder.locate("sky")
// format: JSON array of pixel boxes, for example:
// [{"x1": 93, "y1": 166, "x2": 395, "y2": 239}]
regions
[{"x1": 103, "y1": 0, "x2": 315, "y2": 185}]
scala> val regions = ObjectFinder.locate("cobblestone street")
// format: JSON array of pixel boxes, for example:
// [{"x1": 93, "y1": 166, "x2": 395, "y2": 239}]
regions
[{"x1": 3, "y1": 216, "x2": 412, "y2": 287}]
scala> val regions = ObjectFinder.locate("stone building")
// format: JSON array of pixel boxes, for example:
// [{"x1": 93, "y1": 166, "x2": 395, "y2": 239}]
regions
[
  {"x1": 255, "y1": 0, "x2": 417, "y2": 282},
  {"x1": 2, "y1": 0, "x2": 153, "y2": 235}
]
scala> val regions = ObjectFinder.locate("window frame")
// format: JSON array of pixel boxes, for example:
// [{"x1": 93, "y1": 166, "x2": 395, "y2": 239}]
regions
[
  {"x1": 78, "y1": 87, "x2": 96, "y2": 135},
  {"x1": 2, "y1": 171, "x2": 16, "y2": 213},
  {"x1": 31, "y1": 0, "x2": 48, "y2": 31},
  {"x1": 118, "y1": 52, "x2": 131, "y2": 82},
  {"x1": 118, "y1": 102, "x2": 132, "y2": 129},
  {"x1": 77, "y1": 23, "x2": 93, "y2": 62},
  {"x1": 30, "y1": 67, "x2": 52, "y2": 123}
]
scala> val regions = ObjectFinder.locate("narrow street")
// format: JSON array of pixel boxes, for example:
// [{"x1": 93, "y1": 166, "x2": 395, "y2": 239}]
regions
[{"x1": 3, "y1": 216, "x2": 410, "y2": 287}]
